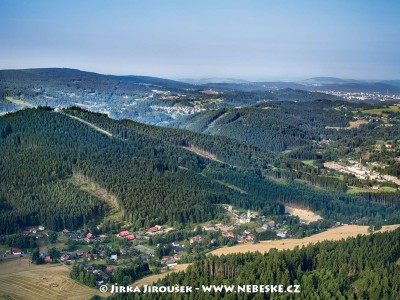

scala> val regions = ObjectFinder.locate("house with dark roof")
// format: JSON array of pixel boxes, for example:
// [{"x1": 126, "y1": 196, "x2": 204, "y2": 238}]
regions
[{"x1": 12, "y1": 248, "x2": 22, "y2": 255}]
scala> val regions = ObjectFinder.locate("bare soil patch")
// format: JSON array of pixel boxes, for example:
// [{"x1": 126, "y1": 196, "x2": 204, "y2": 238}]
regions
[{"x1": 285, "y1": 205, "x2": 322, "y2": 224}]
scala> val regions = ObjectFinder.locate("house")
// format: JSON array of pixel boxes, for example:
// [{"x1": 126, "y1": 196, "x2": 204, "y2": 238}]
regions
[
  {"x1": 174, "y1": 253, "x2": 185, "y2": 260},
  {"x1": 39, "y1": 252, "x2": 49, "y2": 258},
  {"x1": 110, "y1": 254, "x2": 118, "y2": 261},
  {"x1": 173, "y1": 246, "x2": 185, "y2": 254},
  {"x1": 86, "y1": 253, "x2": 98, "y2": 261},
  {"x1": 237, "y1": 237, "x2": 246, "y2": 243},
  {"x1": 246, "y1": 235, "x2": 254, "y2": 242},
  {"x1": 203, "y1": 224, "x2": 217, "y2": 231},
  {"x1": 62, "y1": 229, "x2": 70, "y2": 234},
  {"x1": 38, "y1": 225, "x2": 45, "y2": 231},
  {"x1": 118, "y1": 230, "x2": 129, "y2": 237},
  {"x1": 161, "y1": 256, "x2": 171, "y2": 261},
  {"x1": 147, "y1": 225, "x2": 162, "y2": 234},
  {"x1": 86, "y1": 232, "x2": 94, "y2": 239},
  {"x1": 44, "y1": 256, "x2": 52, "y2": 263},
  {"x1": 12, "y1": 248, "x2": 22, "y2": 255},
  {"x1": 165, "y1": 258, "x2": 177, "y2": 267},
  {"x1": 208, "y1": 238, "x2": 217, "y2": 247},
  {"x1": 190, "y1": 235, "x2": 204, "y2": 244},
  {"x1": 29, "y1": 228, "x2": 37, "y2": 234},
  {"x1": 21, "y1": 230, "x2": 29, "y2": 236},
  {"x1": 98, "y1": 234, "x2": 108, "y2": 240},
  {"x1": 223, "y1": 231, "x2": 235, "y2": 239},
  {"x1": 105, "y1": 267, "x2": 115, "y2": 275},
  {"x1": 244, "y1": 229, "x2": 252, "y2": 235},
  {"x1": 261, "y1": 224, "x2": 269, "y2": 230},
  {"x1": 76, "y1": 250, "x2": 87, "y2": 256},
  {"x1": 277, "y1": 231, "x2": 288, "y2": 238},
  {"x1": 171, "y1": 241, "x2": 181, "y2": 247},
  {"x1": 126, "y1": 234, "x2": 135, "y2": 240},
  {"x1": 70, "y1": 233, "x2": 81, "y2": 239}
]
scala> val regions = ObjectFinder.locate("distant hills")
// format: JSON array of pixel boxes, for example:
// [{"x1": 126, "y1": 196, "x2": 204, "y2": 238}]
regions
[
  {"x1": 1, "y1": 68, "x2": 399, "y2": 126},
  {"x1": 0, "y1": 68, "x2": 343, "y2": 125},
  {"x1": 201, "y1": 77, "x2": 400, "y2": 94}
]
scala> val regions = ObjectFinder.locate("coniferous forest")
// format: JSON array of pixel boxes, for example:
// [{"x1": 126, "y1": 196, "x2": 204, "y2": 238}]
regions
[
  {"x1": 1, "y1": 107, "x2": 399, "y2": 234},
  {"x1": 110, "y1": 228, "x2": 400, "y2": 300}
]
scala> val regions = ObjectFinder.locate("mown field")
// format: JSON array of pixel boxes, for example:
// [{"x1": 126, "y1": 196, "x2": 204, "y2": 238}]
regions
[
  {"x1": 0, "y1": 258, "x2": 104, "y2": 300},
  {"x1": 131, "y1": 264, "x2": 190, "y2": 288},
  {"x1": 209, "y1": 224, "x2": 400, "y2": 256}
]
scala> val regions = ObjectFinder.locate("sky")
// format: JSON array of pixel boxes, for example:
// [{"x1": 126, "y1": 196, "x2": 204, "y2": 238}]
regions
[{"x1": 0, "y1": 0, "x2": 399, "y2": 81}]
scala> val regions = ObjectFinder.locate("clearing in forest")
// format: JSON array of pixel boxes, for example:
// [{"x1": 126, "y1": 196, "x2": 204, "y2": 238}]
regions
[
  {"x1": 60, "y1": 112, "x2": 113, "y2": 137},
  {"x1": 285, "y1": 205, "x2": 322, "y2": 224}
]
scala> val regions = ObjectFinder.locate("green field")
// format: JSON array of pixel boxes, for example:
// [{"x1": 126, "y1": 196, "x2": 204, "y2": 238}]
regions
[
  {"x1": 362, "y1": 104, "x2": 400, "y2": 115},
  {"x1": 347, "y1": 186, "x2": 397, "y2": 194},
  {"x1": 302, "y1": 160, "x2": 315, "y2": 166}
]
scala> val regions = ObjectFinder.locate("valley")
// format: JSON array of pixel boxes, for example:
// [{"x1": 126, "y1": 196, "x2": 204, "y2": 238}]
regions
[{"x1": 1, "y1": 70, "x2": 400, "y2": 299}]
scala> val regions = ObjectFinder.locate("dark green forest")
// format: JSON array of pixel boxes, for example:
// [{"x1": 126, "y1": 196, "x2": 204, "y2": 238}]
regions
[
  {"x1": 109, "y1": 228, "x2": 400, "y2": 300},
  {"x1": 0, "y1": 107, "x2": 398, "y2": 234}
]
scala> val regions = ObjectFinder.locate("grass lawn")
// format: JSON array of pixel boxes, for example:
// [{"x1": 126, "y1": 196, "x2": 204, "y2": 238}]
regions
[
  {"x1": 362, "y1": 104, "x2": 400, "y2": 115},
  {"x1": 302, "y1": 160, "x2": 315, "y2": 166}
]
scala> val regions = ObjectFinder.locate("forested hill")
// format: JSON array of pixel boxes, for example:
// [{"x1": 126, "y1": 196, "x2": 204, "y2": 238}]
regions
[
  {"x1": 171, "y1": 100, "x2": 392, "y2": 152},
  {"x1": 110, "y1": 228, "x2": 400, "y2": 299},
  {"x1": 0, "y1": 68, "x2": 341, "y2": 125},
  {"x1": 0, "y1": 107, "x2": 398, "y2": 234}
]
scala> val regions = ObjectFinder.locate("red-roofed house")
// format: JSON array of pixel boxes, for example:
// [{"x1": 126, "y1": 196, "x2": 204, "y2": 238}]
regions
[
  {"x1": 119, "y1": 230, "x2": 129, "y2": 237},
  {"x1": 147, "y1": 225, "x2": 162, "y2": 234},
  {"x1": 29, "y1": 228, "x2": 37, "y2": 234},
  {"x1": 44, "y1": 256, "x2": 52, "y2": 263},
  {"x1": 190, "y1": 235, "x2": 205, "y2": 244},
  {"x1": 62, "y1": 229, "x2": 69, "y2": 234},
  {"x1": 223, "y1": 231, "x2": 235, "y2": 239},
  {"x1": 12, "y1": 248, "x2": 22, "y2": 255},
  {"x1": 21, "y1": 230, "x2": 29, "y2": 236},
  {"x1": 126, "y1": 234, "x2": 135, "y2": 240},
  {"x1": 244, "y1": 229, "x2": 252, "y2": 235},
  {"x1": 86, "y1": 232, "x2": 93, "y2": 239}
]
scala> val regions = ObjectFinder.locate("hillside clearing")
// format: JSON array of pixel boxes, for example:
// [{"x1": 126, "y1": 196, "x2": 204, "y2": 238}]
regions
[
  {"x1": 215, "y1": 180, "x2": 247, "y2": 194},
  {"x1": 69, "y1": 172, "x2": 123, "y2": 220},
  {"x1": 60, "y1": 112, "x2": 113, "y2": 137},
  {"x1": 182, "y1": 145, "x2": 225, "y2": 164},
  {"x1": 326, "y1": 119, "x2": 368, "y2": 130},
  {"x1": 285, "y1": 205, "x2": 322, "y2": 224},
  {"x1": 6, "y1": 96, "x2": 35, "y2": 108},
  {"x1": 210, "y1": 224, "x2": 400, "y2": 256}
]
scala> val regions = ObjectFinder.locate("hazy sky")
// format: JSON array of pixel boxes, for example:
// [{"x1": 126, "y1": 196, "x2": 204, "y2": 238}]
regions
[{"x1": 1, "y1": 0, "x2": 399, "y2": 80}]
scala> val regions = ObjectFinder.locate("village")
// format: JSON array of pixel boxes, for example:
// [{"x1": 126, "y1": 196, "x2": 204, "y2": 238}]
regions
[
  {"x1": 1, "y1": 204, "x2": 304, "y2": 287},
  {"x1": 324, "y1": 155, "x2": 400, "y2": 189}
]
